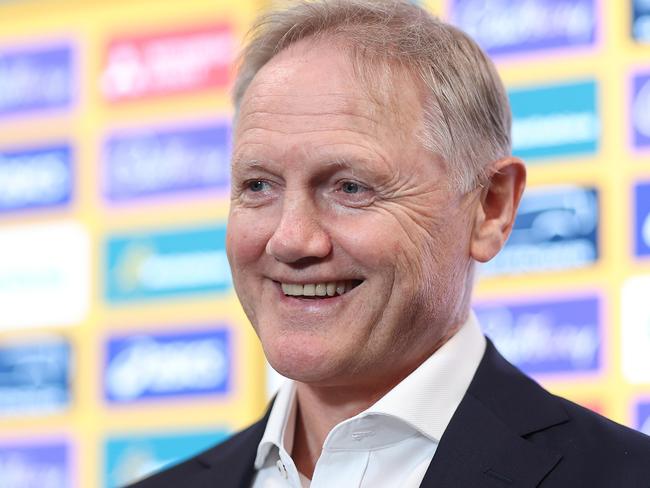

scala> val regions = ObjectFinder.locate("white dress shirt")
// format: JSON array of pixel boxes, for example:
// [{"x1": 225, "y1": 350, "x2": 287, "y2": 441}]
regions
[{"x1": 251, "y1": 312, "x2": 486, "y2": 488}]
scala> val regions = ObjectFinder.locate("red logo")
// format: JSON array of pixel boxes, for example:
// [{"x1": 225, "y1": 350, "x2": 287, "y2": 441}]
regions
[{"x1": 101, "y1": 24, "x2": 234, "y2": 101}]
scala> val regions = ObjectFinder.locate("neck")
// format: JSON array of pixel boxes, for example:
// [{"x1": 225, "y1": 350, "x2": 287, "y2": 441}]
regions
[{"x1": 291, "y1": 380, "x2": 392, "y2": 479}]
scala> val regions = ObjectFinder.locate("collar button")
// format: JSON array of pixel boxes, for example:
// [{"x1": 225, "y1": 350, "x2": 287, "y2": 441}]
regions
[{"x1": 276, "y1": 459, "x2": 288, "y2": 479}]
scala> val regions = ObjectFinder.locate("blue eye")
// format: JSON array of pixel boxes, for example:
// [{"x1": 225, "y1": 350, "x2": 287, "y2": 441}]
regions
[
  {"x1": 248, "y1": 180, "x2": 267, "y2": 192},
  {"x1": 341, "y1": 181, "x2": 360, "y2": 194}
]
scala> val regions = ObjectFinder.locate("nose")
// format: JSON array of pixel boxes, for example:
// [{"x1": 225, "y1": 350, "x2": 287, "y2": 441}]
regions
[{"x1": 265, "y1": 194, "x2": 332, "y2": 264}]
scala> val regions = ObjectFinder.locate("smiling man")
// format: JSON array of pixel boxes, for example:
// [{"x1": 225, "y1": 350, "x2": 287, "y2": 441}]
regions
[{"x1": 130, "y1": 1, "x2": 650, "y2": 487}]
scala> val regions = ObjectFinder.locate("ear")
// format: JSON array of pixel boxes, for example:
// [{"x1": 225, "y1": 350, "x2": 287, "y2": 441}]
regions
[{"x1": 470, "y1": 157, "x2": 526, "y2": 263}]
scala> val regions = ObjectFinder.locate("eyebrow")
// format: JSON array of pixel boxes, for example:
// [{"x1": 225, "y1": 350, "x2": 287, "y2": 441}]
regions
[{"x1": 231, "y1": 150, "x2": 389, "y2": 182}]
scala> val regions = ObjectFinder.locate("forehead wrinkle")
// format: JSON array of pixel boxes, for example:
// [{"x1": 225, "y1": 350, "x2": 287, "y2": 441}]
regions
[
  {"x1": 240, "y1": 109, "x2": 379, "y2": 127},
  {"x1": 309, "y1": 143, "x2": 394, "y2": 175},
  {"x1": 237, "y1": 125, "x2": 383, "y2": 142},
  {"x1": 239, "y1": 97, "x2": 381, "y2": 132}
]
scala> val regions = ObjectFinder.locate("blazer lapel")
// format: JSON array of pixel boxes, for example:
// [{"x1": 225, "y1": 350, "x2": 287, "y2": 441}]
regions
[{"x1": 420, "y1": 340, "x2": 568, "y2": 488}]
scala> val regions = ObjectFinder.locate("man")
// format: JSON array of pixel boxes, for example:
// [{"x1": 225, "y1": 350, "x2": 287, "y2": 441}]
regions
[{"x1": 131, "y1": 1, "x2": 650, "y2": 487}]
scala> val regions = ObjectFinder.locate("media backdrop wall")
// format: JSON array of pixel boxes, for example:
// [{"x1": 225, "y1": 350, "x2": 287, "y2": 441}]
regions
[{"x1": 0, "y1": 0, "x2": 648, "y2": 487}]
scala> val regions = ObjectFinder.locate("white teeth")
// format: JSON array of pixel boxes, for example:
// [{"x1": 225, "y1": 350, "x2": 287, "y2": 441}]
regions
[
  {"x1": 281, "y1": 281, "x2": 358, "y2": 297},
  {"x1": 303, "y1": 284, "x2": 315, "y2": 296},
  {"x1": 326, "y1": 283, "x2": 336, "y2": 297},
  {"x1": 291, "y1": 284, "x2": 302, "y2": 296},
  {"x1": 281, "y1": 283, "x2": 303, "y2": 296}
]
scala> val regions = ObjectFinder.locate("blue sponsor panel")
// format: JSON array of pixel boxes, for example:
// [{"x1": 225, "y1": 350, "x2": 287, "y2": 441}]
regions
[
  {"x1": 636, "y1": 402, "x2": 650, "y2": 435},
  {"x1": 634, "y1": 182, "x2": 650, "y2": 257},
  {"x1": 509, "y1": 80, "x2": 599, "y2": 161},
  {"x1": 475, "y1": 295, "x2": 601, "y2": 376},
  {"x1": 0, "y1": 144, "x2": 73, "y2": 212},
  {"x1": 451, "y1": 0, "x2": 596, "y2": 56},
  {"x1": 104, "y1": 430, "x2": 228, "y2": 488},
  {"x1": 633, "y1": 0, "x2": 650, "y2": 42},
  {"x1": 104, "y1": 328, "x2": 231, "y2": 403},
  {"x1": 482, "y1": 186, "x2": 598, "y2": 276},
  {"x1": 0, "y1": 441, "x2": 72, "y2": 488},
  {"x1": 0, "y1": 44, "x2": 74, "y2": 116},
  {"x1": 632, "y1": 72, "x2": 650, "y2": 150},
  {"x1": 0, "y1": 340, "x2": 71, "y2": 415},
  {"x1": 105, "y1": 224, "x2": 231, "y2": 303},
  {"x1": 103, "y1": 121, "x2": 230, "y2": 201}
]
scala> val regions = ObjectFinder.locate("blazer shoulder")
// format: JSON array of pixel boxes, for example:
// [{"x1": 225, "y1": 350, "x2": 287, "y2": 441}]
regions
[
  {"x1": 548, "y1": 394, "x2": 650, "y2": 458},
  {"x1": 529, "y1": 396, "x2": 650, "y2": 486},
  {"x1": 470, "y1": 340, "x2": 650, "y2": 484}
]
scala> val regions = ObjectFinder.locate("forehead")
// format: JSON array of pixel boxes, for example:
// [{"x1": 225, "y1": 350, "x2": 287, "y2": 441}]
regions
[{"x1": 234, "y1": 38, "x2": 423, "y2": 146}]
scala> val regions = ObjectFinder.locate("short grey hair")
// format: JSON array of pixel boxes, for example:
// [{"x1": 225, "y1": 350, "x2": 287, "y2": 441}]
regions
[{"x1": 232, "y1": 0, "x2": 512, "y2": 193}]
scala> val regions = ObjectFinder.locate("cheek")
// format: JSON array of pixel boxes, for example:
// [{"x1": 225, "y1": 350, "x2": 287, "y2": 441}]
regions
[
  {"x1": 336, "y1": 219, "x2": 397, "y2": 269},
  {"x1": 226, "y1": 211, "x2": 271, "y2": 266}
]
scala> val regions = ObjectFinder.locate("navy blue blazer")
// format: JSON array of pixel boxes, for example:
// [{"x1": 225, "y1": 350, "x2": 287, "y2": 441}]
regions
[{"x1": 128, "y1": 339, "x2": 650, "y2": 487}]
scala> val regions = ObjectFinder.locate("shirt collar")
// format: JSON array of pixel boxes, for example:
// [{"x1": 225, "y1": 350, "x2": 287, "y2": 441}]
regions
[
  {"x1": 254, "y1": 378, "x2": 297, "y2": 469},
  {"x1": 254, "y1": 311, "x2": 486, "y2": 467},
  {"x1": 366, "y1": 311, "x2": 486, "y2": 442}
]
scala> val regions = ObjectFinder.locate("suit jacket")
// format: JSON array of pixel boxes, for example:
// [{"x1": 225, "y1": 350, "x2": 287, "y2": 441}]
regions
[{"x1": 128, "y1": 339, "x2": 650, "y2": 487}]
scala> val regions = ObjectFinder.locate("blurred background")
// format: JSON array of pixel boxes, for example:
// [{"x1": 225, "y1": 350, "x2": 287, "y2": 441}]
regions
[{"x1": 0, "y1": 0, "x2": 648, "y2": 486}]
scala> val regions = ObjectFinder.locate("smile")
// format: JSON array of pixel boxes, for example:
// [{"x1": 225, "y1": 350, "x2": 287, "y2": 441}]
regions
[{"x1": 280, "y1": 280, "x2": 362, "y2": 297}]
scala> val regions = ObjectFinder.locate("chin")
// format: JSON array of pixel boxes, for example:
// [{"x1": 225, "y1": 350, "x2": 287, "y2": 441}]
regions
[{"x1": 263, "y1": 336, "x2": 346, "y2": 384}]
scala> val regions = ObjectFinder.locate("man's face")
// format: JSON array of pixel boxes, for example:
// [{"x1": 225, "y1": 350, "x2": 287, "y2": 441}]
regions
[{"x1": 227, "y1": 40, "x2": 481, "y2": 388}]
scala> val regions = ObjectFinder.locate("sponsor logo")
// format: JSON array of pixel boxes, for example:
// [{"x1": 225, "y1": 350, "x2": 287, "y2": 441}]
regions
[
  {"x1": 475, "y1": 295, "x2": 600, "y2": 375},
  {"x1": 101, "y1": 24, "x2": 234, "y2": 102},
  {"x1": 0, "y1": 441, "x2": 71, "y2": 488},
  {"x1": 104, "y1": 224, "x2": 231, "y2": 303},
  {"x1": 0, "y1": 221, "x2": 90, "y2": 329},
  {"x1": 634, "y1": 182, "x2": 650, "y2": 257},
  {"x1": 0, "y1": 144, "x2": 73, "y2": 211},
  {"x1": 104, "y1": 328, "x2": 230, "y2": 403},
  {"x1": 104, "y1": 430, "x2": 227, "y2": 487},
  {"x1": 451, "y1": 0, "x2": 596, "y2": 56},
  {"x1": 632, "y1": 72, "x2": 650, "y2": 149},
  {"x1": 509, "y1": 80, "x2": 599, "y2": 161},
  {"x1": 0, "y1": 43, "x2": 73, "y2": 116},
  {"x1": 0, "y1": 339, "x2": 71, "y2": 415},
  {"x1": 482, "y1": 185, "x2": 598, "y2": 276},
  {"x1": 103, "y1": 122, "x2": 230, "y2": 202},
  {"x1": 621, "y1": 276, "x2": 650, "y2": 383},
  {"x1": 633, "y1": 0, "x2": 650, "y2": 42},
  {"x1": 636, "y1": 401, "x2": 650, "y2": 435}
]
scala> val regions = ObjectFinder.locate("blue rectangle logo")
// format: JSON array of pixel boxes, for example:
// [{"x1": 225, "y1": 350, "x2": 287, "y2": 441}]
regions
[
  {"x1": 104, "y1": 430, "x2": 228, "y2": 488},
  {"x1": 636, "y1": 401, "x2": 650, "y2": 435},
  {"x1": 0, "y1": 441, "x2": 72, "y2": 488},
  {"x1": 102, "y1": 121, "x2": 230, "y2": 202},
  {"x1": 482, "y1": 185, "x2": 598, "y2": 276},
  {"x1": 509, "y1": 80, "x2": 599, "y2": 161},
  {"x1": 633, "y1": 0, "x2": 650, "y2": 42},
  {"x1": 451, "y1": 0, "x2": 597, "y2": 57},
  {"x1": 104, "y1": 224, "x2": 231, "y2": 303},
  {"x1": 0, "y1": 144, "x2": 73, "y2": 212},
  {"x1": 0, "y1": 340, "x2": 71, "y2": 415},
  {"x1": 0, "y1": 44, "x2": 74, "y2": 116},
  {"x1": 632, "y1": 72, "x2": 650, "y2": 150},
  {"x1": 104, "y1": 328, "x2": 231, "y2": 403},
  {"x1": 634, "y1": 181, "x2": 650, "y2": 257},
  {"x1": 475, "y1": 295, "x2": 601, "y2": 376}
]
